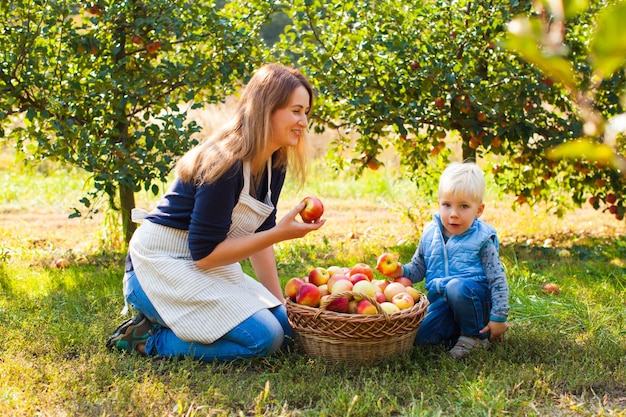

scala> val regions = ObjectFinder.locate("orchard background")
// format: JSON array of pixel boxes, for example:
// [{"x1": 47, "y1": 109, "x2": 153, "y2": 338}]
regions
[
  {"x1": 1, "y1": 0, "x2": 626, "y2": 244},
  {"x1": 1, "y1": 2, "x2": 626, "y2": 415}
]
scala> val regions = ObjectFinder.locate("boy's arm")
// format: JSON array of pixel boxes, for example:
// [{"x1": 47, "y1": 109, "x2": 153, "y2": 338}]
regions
[
  {"x1": 479, "y1": 241, "x2": 510, "y2": 341},
  {"x1": 480, "y1": 241, "x2": 509, "y2": 322},
  {"x1": 399, "y1": 240, "x2": 427, "y2": 284},
  {"x1": 480, "y1": 241, "x2": 509, "y2": 321}
]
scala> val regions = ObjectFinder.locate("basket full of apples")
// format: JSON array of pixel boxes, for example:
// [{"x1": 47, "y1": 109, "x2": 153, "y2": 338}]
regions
[{"x1": 284, "y1": 255, "x2": 429, "y2": 363}]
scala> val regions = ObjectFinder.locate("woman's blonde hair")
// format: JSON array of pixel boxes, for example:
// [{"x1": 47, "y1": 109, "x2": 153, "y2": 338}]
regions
[
  {"x1": 176, "y1": 63, "x2": 314, "y2": 185},
  {"x1": 438, "y1": 162, "x2": 485, "y2": 204}
]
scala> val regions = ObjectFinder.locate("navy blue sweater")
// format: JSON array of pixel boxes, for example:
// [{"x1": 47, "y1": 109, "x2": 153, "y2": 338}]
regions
[{"x1": 143, "y1": 160, "x2": 286, "y2": 261}]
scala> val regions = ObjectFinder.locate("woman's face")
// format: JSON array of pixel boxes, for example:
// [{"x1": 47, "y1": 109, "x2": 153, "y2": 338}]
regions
[{"x1": 269, "y1": 85, "x2": 310, "y2": 151}]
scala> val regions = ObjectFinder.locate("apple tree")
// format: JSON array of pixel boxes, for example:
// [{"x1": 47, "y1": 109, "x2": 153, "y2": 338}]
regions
[
  {"x1": 273, "y1": 0, "x2": 625, "y2": 220},
  {"x1": 0, "y1": 0, "x2": 275, "y2": 243},
  {"x1": 503, "y1": 0, "x2": 626, "y2": 221}
]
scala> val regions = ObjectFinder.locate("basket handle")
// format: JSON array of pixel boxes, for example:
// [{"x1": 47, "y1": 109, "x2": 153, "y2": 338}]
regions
[{"x1": 315, "y1": 291, "x2": 390, "y2": 321}]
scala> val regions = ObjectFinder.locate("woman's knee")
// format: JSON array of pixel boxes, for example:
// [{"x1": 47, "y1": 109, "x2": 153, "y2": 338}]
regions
[{"x1": 247, "y1": 309, "x2": 285, "y2": 356}]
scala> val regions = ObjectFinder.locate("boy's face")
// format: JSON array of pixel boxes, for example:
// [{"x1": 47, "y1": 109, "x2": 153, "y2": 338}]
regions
[{"x1": 438, "y1": 193, "x2": 484, "y2": 237}]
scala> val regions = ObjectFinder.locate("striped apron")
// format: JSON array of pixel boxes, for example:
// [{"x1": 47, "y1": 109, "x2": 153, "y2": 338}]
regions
[{"x1": 127, "y1": 160, "x2": 281, "y2": 344}]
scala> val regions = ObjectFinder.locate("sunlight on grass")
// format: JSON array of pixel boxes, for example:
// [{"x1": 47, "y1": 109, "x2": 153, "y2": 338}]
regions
[{"x1": 1, "y1": 148, "x2": 626, "y2": 416}]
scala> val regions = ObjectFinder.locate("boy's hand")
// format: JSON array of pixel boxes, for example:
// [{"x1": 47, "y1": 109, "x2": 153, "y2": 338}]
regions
[
  {"x1": 376, "y1": 253, "x2": 403, "y2": 278},
  {"x1": 480, "y1": 321, "x2": 508, "y2": 342}
]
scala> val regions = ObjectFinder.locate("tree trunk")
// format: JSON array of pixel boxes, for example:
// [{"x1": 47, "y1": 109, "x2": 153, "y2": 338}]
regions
[{"x1": 119, "y1": 184, "x2": 137, "y2": 245}]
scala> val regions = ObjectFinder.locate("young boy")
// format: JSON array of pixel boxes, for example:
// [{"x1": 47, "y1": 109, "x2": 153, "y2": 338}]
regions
[{"x1": 382, "y1": 162, "x2": 509, "y2": 359}]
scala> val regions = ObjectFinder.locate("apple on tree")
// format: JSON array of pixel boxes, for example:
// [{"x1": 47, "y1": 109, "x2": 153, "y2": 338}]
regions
[{"x1": 299, "y1": 196, "x2": 324, "y2": 223}]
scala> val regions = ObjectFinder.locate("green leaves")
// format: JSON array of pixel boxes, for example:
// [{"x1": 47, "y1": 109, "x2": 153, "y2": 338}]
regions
[
  {"x1": 547, "y1": 139, "x2": 625, "y2": 170},
  {"x1": 0, "y1": 0, "x2": 273, "y2": 240},
  {"x1": 502, "y1": 16, "x2": 577, "y2": 91},
  {"x1": 590, "y1": 1, "x2": 626, "y2": 79}
]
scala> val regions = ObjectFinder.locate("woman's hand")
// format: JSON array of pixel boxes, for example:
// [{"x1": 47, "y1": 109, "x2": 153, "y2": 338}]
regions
[{"x1": 275, "y1": 202, "x2": 326, "y2": 240}]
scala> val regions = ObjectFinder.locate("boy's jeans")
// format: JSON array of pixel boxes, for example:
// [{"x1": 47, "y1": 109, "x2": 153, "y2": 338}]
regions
[
  {"x1": 123, "y1": 270, "x2": 293, "y2": 362},
  {"x1": 416, "y1": 278, "x2": 491, "y2": 346}
]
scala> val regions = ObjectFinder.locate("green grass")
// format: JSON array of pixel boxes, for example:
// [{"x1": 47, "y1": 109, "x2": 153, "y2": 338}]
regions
[{"x1": 1, "y1": 152, "x2": 625, "y2": 416}]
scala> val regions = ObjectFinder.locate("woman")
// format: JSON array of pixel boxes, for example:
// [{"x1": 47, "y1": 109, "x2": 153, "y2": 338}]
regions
[{"x1": 106, "y1": 63, "x2": 325, "y2": 362}]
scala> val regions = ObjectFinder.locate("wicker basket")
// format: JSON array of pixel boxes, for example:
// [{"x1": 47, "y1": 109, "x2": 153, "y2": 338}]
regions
[{"x1": 286, "y1": 290, "x2": 429, "y2": 363}]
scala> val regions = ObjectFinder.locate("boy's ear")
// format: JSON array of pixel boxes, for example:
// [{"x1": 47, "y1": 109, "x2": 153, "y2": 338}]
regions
[{"x1": 476, "y1": 203, "x2": 485, "y2": 218}]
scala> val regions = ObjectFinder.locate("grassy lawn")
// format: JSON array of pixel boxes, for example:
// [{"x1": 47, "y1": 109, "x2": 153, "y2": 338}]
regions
[{"x1": 1, "y1": 151, "x2": 625, "y2": 416}]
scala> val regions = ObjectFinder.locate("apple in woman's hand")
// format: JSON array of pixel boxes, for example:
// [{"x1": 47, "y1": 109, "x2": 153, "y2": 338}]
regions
[{"x1": 299, "y1": 196, "x2": 324, "y2": 223}]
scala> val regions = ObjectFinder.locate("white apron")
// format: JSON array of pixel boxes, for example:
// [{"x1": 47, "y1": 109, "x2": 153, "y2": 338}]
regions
[{"x1": 127, "y1": 160, "x2": 281, "y2": 344}]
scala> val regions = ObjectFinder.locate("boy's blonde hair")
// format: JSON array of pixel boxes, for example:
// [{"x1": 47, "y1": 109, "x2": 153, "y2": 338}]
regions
[{"x1": 438, "y1": 162, "x2": 485, "y2": 203}]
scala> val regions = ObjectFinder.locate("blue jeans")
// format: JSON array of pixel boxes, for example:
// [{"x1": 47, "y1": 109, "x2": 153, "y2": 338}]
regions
[
  {"x1": 123, "y1": 270, "x2": 293, "y2": 362},
  {"x1": 415, "y1": 278, "x2": 490, "y2": 346}
]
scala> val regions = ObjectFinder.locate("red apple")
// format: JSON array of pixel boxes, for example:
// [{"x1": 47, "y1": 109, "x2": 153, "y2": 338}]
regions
[
  {"x1": 357, "y1": 299, "x2": 378, "y2": 315},
  {"x1": 542, "y1": 283, "x2": 560, "y2": 295},
  {"x1": 384, "y1": 282, "x2": 407, "y2": 302},
  {"x1": 299, "y1": 196, "x2": 324, "y2": 223},
  {"x1": 329, "y1": 279, "x2": 354, "y2": 294},
  {"x1": 296, "y1": 283, "x2": 321, "y2": 307},
  {"x1": 324, "y1": 295, "x2": 349, "y2": 313},
  {"x1": 394, "y1": 277, "x2": 413, "y2": 287},
  {"x1": 392, "y1": 292, "x2": 415, "y2": 310},
  {"x1": 349, "y1": 263, "x2": 374, "y2": 280},
  {"x1": 375, "y1": 292, "x2": 387, "y2": 304},
  {"x1": 308, "y1": 267, "x2": 330, "y2": 286},
  {"x1": 327, "y1": 274, "x2": 349, "y2": 292},
  {"x1": 347, "y1": 299, "x2": 359, "y2": 314},
  {"x1": 376, "y1": 252, "x2": 402, "y2": 276},
  {"x1": 145, "y1": 41, "x2": 162, "y2": 54},
  {"x1": 348, "y1": 272, "x2": 369, "y2": 285},
  {"x1": 606, "y1": 193, "x2": 617, "y2": 204},
  {"x1": 131, "y1": 35, "x2": 142, "y2": 45},
  {"x1": 284, "y1": 277, "x2": 305, "y2": 300},
  {"x1": 55, "y1": 258, "x2": 69, "y2": 269},
  {"x1": 367, "y1": 158, "x2": 381, "y2": 170}
]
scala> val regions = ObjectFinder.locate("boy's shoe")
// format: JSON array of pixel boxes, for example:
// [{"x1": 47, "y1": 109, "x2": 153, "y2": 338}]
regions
[
  {"x1": 447, "y1": 335, "x2": 490, "y2": 359},
  {"x1": 106, "y1": 313, "x2": 155, "y2": 354}
]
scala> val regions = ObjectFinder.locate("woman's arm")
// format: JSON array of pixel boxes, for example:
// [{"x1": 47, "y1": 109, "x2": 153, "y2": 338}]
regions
[
  {"x1": 194, "y1": 202, "x2": 325, "y2": 270},
  {"x1": 249, "y1": 245, "x2": 284, "y2": 302}
]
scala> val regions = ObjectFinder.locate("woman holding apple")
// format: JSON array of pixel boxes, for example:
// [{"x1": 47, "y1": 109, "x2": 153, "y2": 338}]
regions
[{"x1": 106, "y1": 63, "x2": 325, "y2": 362}]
